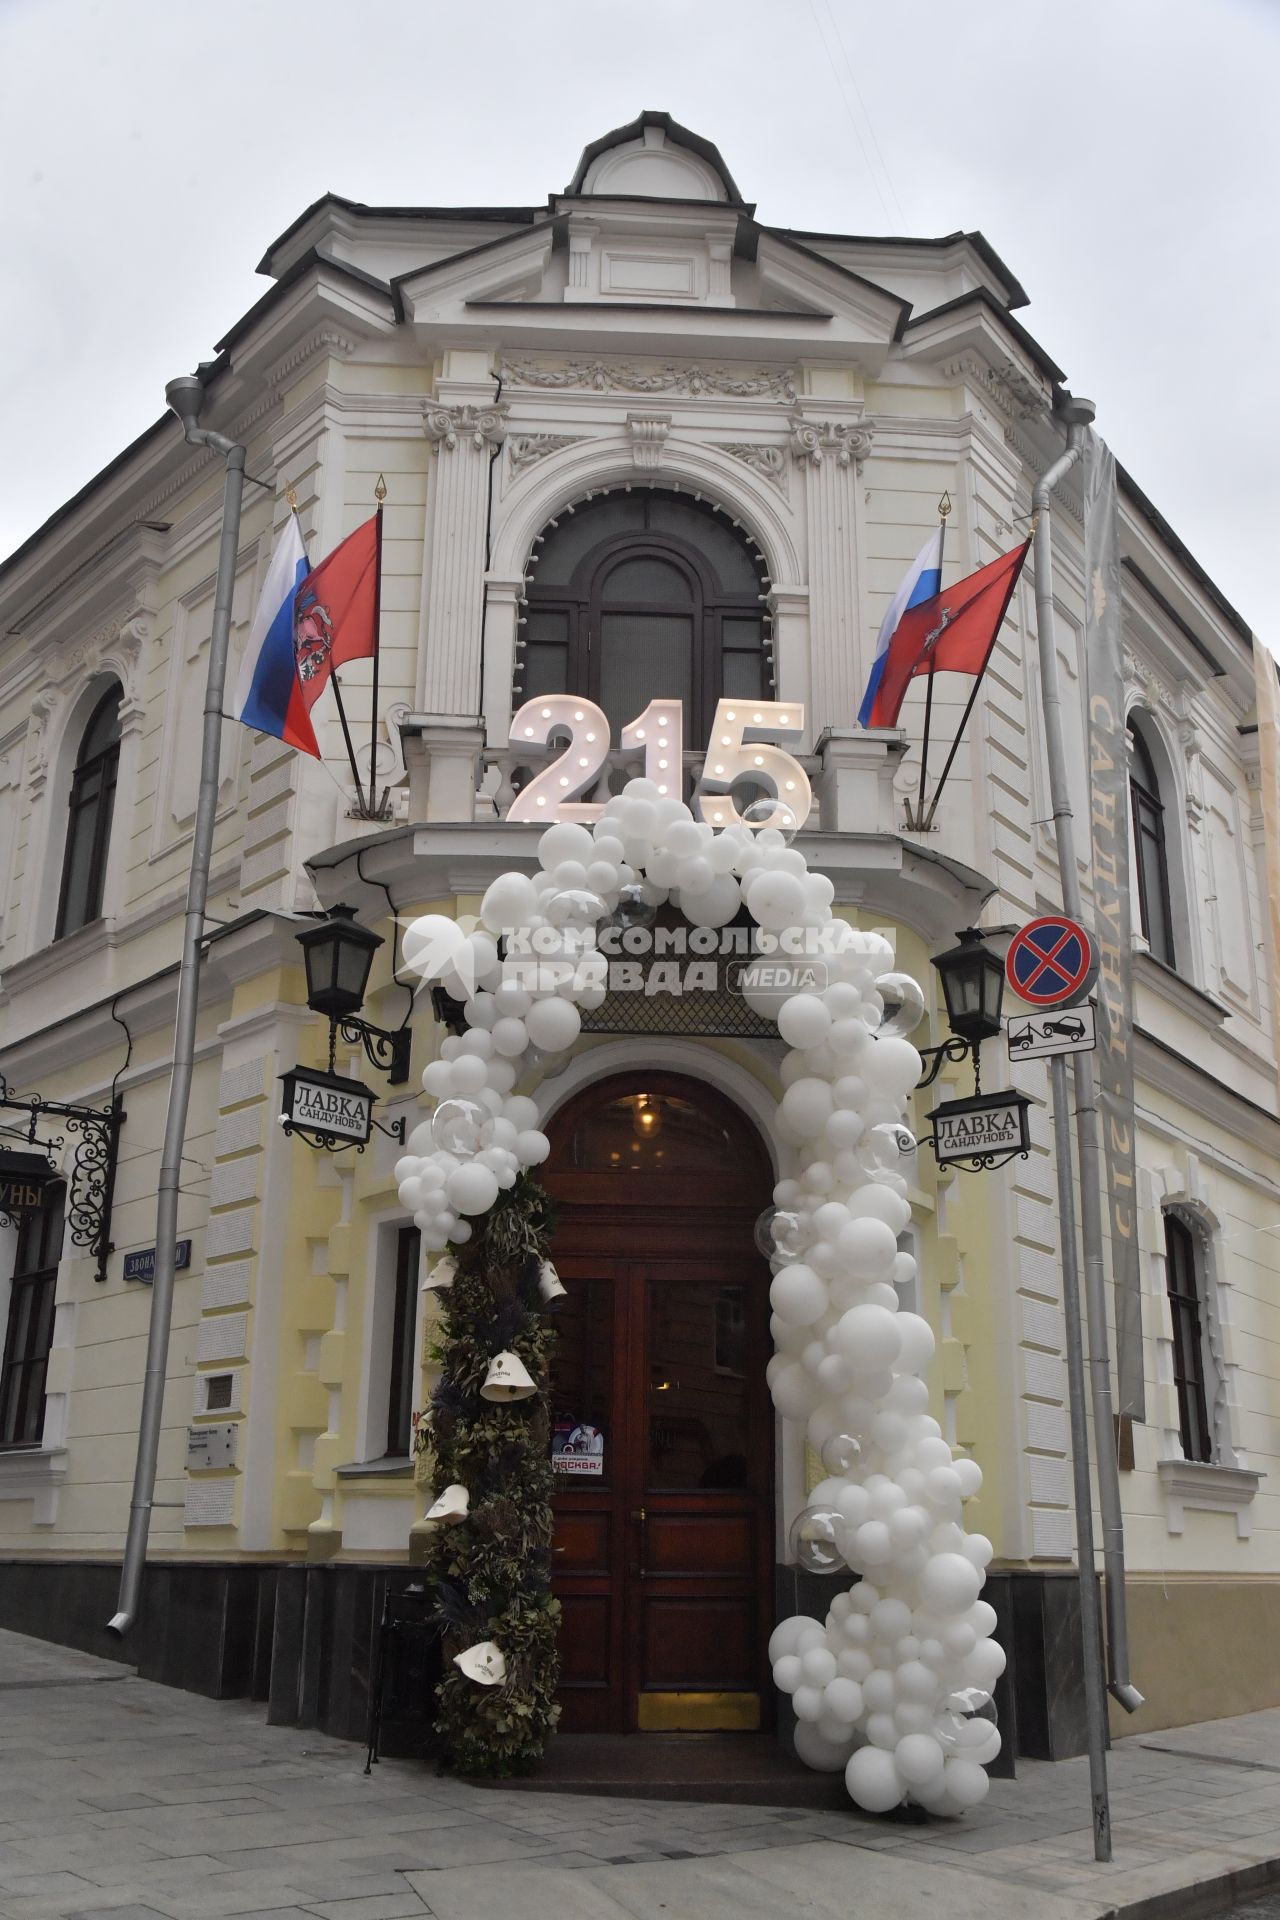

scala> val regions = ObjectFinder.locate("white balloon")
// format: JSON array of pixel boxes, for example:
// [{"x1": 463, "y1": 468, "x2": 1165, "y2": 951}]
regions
[
  {"x1": 794, "y1": 1720, "x2": 854, "y2": 1772},
  {"x1": 895, "y1": 1733, "x2": 945, "y2": 1786},
  {"x1": 515, "y1": 1129, "x2": 550, "y2": 1166},
  {"x1": 769, "y1": 1263, "x2": 828, "y2": 1327},
  {"x1": 446, "y1": 1163, "x2": 499, "y2": 1216},
  {"x1": 525, "y1": 997, "x2": 581, "y2": 1052},
  {"x1": 920, "y1": 1554, "x2": 983, "y2": 1617},
  {"x1": 845, "y1": 1745, "x2": 904, "y2": 1813},
  {"x1": 480, "y1": 873, "x2": 539, "y2": 934}
]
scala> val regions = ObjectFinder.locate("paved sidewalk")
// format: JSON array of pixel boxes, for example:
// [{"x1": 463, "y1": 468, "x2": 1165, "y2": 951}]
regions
[{"x1": 0, "y1": 1627, "x2": 1276, "y2": 1920}]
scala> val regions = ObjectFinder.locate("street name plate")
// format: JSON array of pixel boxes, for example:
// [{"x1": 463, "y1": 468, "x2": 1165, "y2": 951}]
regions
[
  {"x1": 186, "y1": 1423, "x2": 238, "y2": 1471},
  {"x1": 1007, "y1": 1001, "x2": 1097, "y2": 1062},
  {"x1": 123, "y1": 1239, "x2": 191, "y2": 1284}
]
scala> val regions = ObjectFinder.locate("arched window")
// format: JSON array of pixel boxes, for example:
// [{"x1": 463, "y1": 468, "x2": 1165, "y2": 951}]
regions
[
  {"x1": 55, "y1": 685, "x2": 121, "y2": 940},
  {"x1": 1163, "y1": 1211, "x2": 1212, "y2": 1463},
  {"x1": 520, "y1": 492, "x2": 771, "y2": 745},
  {"x1": 1129, "y1": 720, "x2": 1175, "y2": 966}
]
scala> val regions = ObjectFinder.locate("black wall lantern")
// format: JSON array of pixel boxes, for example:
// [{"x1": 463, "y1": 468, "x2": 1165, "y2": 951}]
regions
[
  {"x1": 917, "y1": 927, "x2": 1006, "y2": 1091},
  {"x1": 297, "y1": 904, "x2": 411, "y2": 1085}
]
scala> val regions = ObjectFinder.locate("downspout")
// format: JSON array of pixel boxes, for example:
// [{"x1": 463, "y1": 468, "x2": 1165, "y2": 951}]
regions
[
  {"x1": 1031, "y1": 394, "x2": 1144, "y2": 1714},
  {"x1": 108, "y1": 383, "x2": 246, "y2": 1637}
]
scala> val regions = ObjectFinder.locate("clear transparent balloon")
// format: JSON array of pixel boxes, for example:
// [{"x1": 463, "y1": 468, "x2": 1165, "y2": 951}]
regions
[
  {"x1": 788, "y1": 1506, "x2": 847, "y2": 1574},
  {"x1": 546, "y1": 888, "x2": 607, "y2": 930},
  {"x1": 859, "y1": 1121, "x2": 918, "y2": 1169},
  {"x1": 430, "y1": 1098, "x2": 486, "y2": 1157},
  {"x1": 755, "y1": 1206, "x2": 805, "y2": 1262},
  {"x1": 742, "y1": 796, "x2": 800, "y2": 844},
  {"x1": 874, "y1": 972, "x2": 927, "y2": 1039},
  {"x1": 820, "y1": 1432, "x2": 862, "y2": 1475},
  {"x1": 612, "y1": 883, "x2": 658, "y2": 930}
]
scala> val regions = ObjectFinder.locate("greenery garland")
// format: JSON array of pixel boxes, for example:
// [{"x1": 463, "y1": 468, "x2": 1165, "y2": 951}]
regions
[{"x1": 422, "y1": 1173, "x2": 561, "y2": 1775}]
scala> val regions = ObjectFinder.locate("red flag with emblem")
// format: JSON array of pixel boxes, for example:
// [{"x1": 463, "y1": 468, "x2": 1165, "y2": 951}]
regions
[
  {"x1": 291, "y1": 514, "x2": 379, "y2": 719},
  {"x1": 872, "y1": 538, "x2": 1030, "y2": 730}
]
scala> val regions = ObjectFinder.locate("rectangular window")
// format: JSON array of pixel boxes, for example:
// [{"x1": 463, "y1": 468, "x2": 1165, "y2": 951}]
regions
[
  {"x1": 1163, "y1": 1213, "x2": 1212, "y2": 1463},
  {"x1": 0, "y1": 1184, "x2": 65, "y2": 1449},
  {"x1": 385, "y1": 1225, "x2": 421, "y2": 1458}
]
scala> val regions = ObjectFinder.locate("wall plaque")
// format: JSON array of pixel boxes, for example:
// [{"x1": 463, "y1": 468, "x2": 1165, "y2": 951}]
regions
[{"x1": 186, "y1": 1422, "x2": 238, "y2": 1471}]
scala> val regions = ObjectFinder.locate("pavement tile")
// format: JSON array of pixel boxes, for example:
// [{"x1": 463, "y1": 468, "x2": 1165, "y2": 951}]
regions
[
  {"x1": 301, "y1": 1897, "x2": 434, "y2": 1918},
  {"x1": 404, "y1": 1864, "x2": 631, "y2": 1919}
]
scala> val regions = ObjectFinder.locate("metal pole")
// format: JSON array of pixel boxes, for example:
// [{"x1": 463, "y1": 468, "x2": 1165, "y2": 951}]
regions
[
  {"x1": 1050, "y1": 1050, "x2": 1111, "y2": 1860},
  {"x1": 1031, "y1": 399, "x2": 1144, "y2": 1714},
  {"x1": 109, "y1": 411, "x2": 246, "y2": 1636}
]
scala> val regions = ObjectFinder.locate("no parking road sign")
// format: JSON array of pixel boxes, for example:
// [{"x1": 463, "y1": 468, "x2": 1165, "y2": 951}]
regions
[{"x1": 1006, "y1": 916, "x2": 1096, "y2": 1008}]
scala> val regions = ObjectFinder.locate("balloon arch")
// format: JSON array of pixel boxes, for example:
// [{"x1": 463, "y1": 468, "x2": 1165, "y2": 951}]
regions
[{"x1": 398, "y1": 778, "x2": 1003, "y2": 1814}]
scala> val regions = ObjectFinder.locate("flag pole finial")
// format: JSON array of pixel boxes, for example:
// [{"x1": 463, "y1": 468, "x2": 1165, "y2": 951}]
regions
[
  {"x1": 374, "y1": 473, "x2": 388, "y2": 505},
  {"x1": 284, "y1": 484, "x2": 299, "y2": 514},
  {"x1": 938, "y1": 491, "x2": 952, "y2": 521}
]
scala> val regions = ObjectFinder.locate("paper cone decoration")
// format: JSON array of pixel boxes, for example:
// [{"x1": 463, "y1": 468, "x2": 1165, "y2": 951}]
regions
[
  {"x1": 422, "y1": 1254, "x2": 457, "y2": 1293},
  {"x1": 423, "y1": 1482, "x2": 469, "y2": 1527},
  {"x1": 454, "y1": 1639, "x2": 506, "y2": 1686},
  {"x1": 538, "y1": 1260, "x2": 566, "y2": 1303},
  {"x1": 480, "y1": 1349, "x2": 536, "y2": 1401}
]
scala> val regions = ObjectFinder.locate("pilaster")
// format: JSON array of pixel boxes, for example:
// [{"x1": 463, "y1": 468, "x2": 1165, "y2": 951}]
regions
[
  {"x1": 788, "y1": 407, "x2": 873, "y2": 736},
  {"x1": 417, "y1": 385, "x2": 508, "y2": 717}
]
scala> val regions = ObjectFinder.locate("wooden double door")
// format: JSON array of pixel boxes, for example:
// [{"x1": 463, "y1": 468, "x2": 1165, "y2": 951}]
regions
[{"x1": 544, "y1": 1074, "x2": 774, "y2": 1734}]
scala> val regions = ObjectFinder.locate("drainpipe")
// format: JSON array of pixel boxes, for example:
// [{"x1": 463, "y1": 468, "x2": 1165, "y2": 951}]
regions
[
  {"x1": 108, "y1": 378, "x2": 246, "y2": 1637},
  {"x1": 1031, "y1": 394, "x2": 1144, "y2": 1715}
]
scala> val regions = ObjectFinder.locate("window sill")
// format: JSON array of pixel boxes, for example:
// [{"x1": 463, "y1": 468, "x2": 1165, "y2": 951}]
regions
[
  {"x1": 335, "y1": 1456, "x2": 414, "y2": 1480},
  {"x1": 0, "y1": 1446, "x2": 67, "y2": 1525},
  {"x1": 1134, "y1": 949, "x2": 1230, "y2": 1026},
  {"x1": 1157, "y1": 1457, "x2": 1261, "y2": 1539}
]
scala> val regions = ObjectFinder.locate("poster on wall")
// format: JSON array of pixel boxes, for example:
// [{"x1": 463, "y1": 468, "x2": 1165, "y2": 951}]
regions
[{"x1": 552, "y1": 1417, "x2": 604, "y2": 1477}]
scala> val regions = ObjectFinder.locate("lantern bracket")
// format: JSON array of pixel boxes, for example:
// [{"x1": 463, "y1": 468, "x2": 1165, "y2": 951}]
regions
[
  {"x1": 0, "y1": 1076, "x2": 126, "y2": 1284},
  {"x1": 333, "y1": 1016, "x2": 412, "y2": 1086},
  {"x1": 915, "y1": 1034, "x2": 976, "y2": 1091}
]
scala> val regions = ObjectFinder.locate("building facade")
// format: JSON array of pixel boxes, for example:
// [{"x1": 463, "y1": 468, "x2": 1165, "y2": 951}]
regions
[{"x1": 0, "y1": 113, "x2": 1275, "y2": 1757}]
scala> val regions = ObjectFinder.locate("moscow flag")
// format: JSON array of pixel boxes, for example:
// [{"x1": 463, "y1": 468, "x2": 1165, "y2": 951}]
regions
[
  {"x1": 865, "y1": 537, "x2": 1031, "y2": 731},
  {"x1": 291, "y1": 514, "x2": 380, "y2": 723}
]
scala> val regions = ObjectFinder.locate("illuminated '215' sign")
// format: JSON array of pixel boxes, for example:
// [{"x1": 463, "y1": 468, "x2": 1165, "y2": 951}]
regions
[{"x1": 507, "y1": 696, "x2": 812, "y2": 832}]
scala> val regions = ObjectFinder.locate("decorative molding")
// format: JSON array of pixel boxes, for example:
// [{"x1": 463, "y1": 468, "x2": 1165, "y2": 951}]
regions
[
  {"x1": 0, "y1": 1447, "x2": 67, "y2": 1526},
  {"x1": 714, "y1": 442, "x2": 788, "y2": 493},
  {"x1": 1124, "y1": 649, "x2": 1180, "y2": 720},
  {"x1": 24, "y1": 686, "x2": 61, "y2": 795},
  {"x1": 266, "y1": 326, "x2": 359, "y2": 389},
  {"x1": 941, "y1": 352, "x2": 1046, "y2": 423},
  {"x1": 423, "y1": 401, "x2": 509, "y2": 453},
  {"x1": 499, "y1": 358, "x2": 797, "y2": 402},
  {"x1": 787, "y1": 415, "x2": 873, "y2": 470},
  {"x1": 1157, "y1": 1457, "x2": 1261, "y2": 1539},
  {"x1": 626, "y1": 413, "x2": 671, "y2": 470},
  {"x1": 507, "y1": 433, "x2": 587, "y2": 472}
]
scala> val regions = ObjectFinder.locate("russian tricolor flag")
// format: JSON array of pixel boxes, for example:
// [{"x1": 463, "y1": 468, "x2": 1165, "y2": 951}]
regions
[
  {"x1": 857, "y1": 526, "x2": 944, "y2": 729},
  {"x1": 233, "y1": 517, "x2": 320, "y2": 758}
]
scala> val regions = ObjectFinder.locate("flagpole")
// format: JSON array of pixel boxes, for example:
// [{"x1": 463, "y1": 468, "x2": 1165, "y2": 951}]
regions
[
  {"x1": 330, "y1": 672, "x2": 368, "y2": 816},
  {"x1": 912, "y1": 492, "x2": 950, "y2": 828},
  {"x1": 369, "y1": 476, "x2": 386, "y2": 819},
  {"x1": 921, "y1": 535, "x2": 1030, "y2": 831}
]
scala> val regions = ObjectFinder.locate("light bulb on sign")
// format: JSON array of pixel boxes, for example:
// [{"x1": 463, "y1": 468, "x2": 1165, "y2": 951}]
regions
[{"x1": 621, "y1": 699, "x2": 684, "y2": 797}]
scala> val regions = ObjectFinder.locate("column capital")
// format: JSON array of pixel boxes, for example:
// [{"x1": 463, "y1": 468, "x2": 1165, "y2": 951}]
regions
[
  {"x1": 422, "y1": 400, "x2": 509, "y2": 454},
  {"x1": 787, "y1": 413, "x2": 874, "y2": 470}
]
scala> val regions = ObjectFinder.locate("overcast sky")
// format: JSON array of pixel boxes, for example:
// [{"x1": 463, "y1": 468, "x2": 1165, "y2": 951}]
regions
[{"x1": 2, "y1": 0, "x2": 1275, "y2": 642}]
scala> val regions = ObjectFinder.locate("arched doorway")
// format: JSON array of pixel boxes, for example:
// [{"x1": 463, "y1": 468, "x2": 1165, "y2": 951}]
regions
[{"x1": 544, "y1": 1071, "x2": 775, "y2": 1733}]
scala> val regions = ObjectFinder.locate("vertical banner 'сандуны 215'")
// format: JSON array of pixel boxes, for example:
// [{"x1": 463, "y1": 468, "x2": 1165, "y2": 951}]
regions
[{"x1": 1084, "y1": 435, "x2": 1144, "y2": 1421}]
